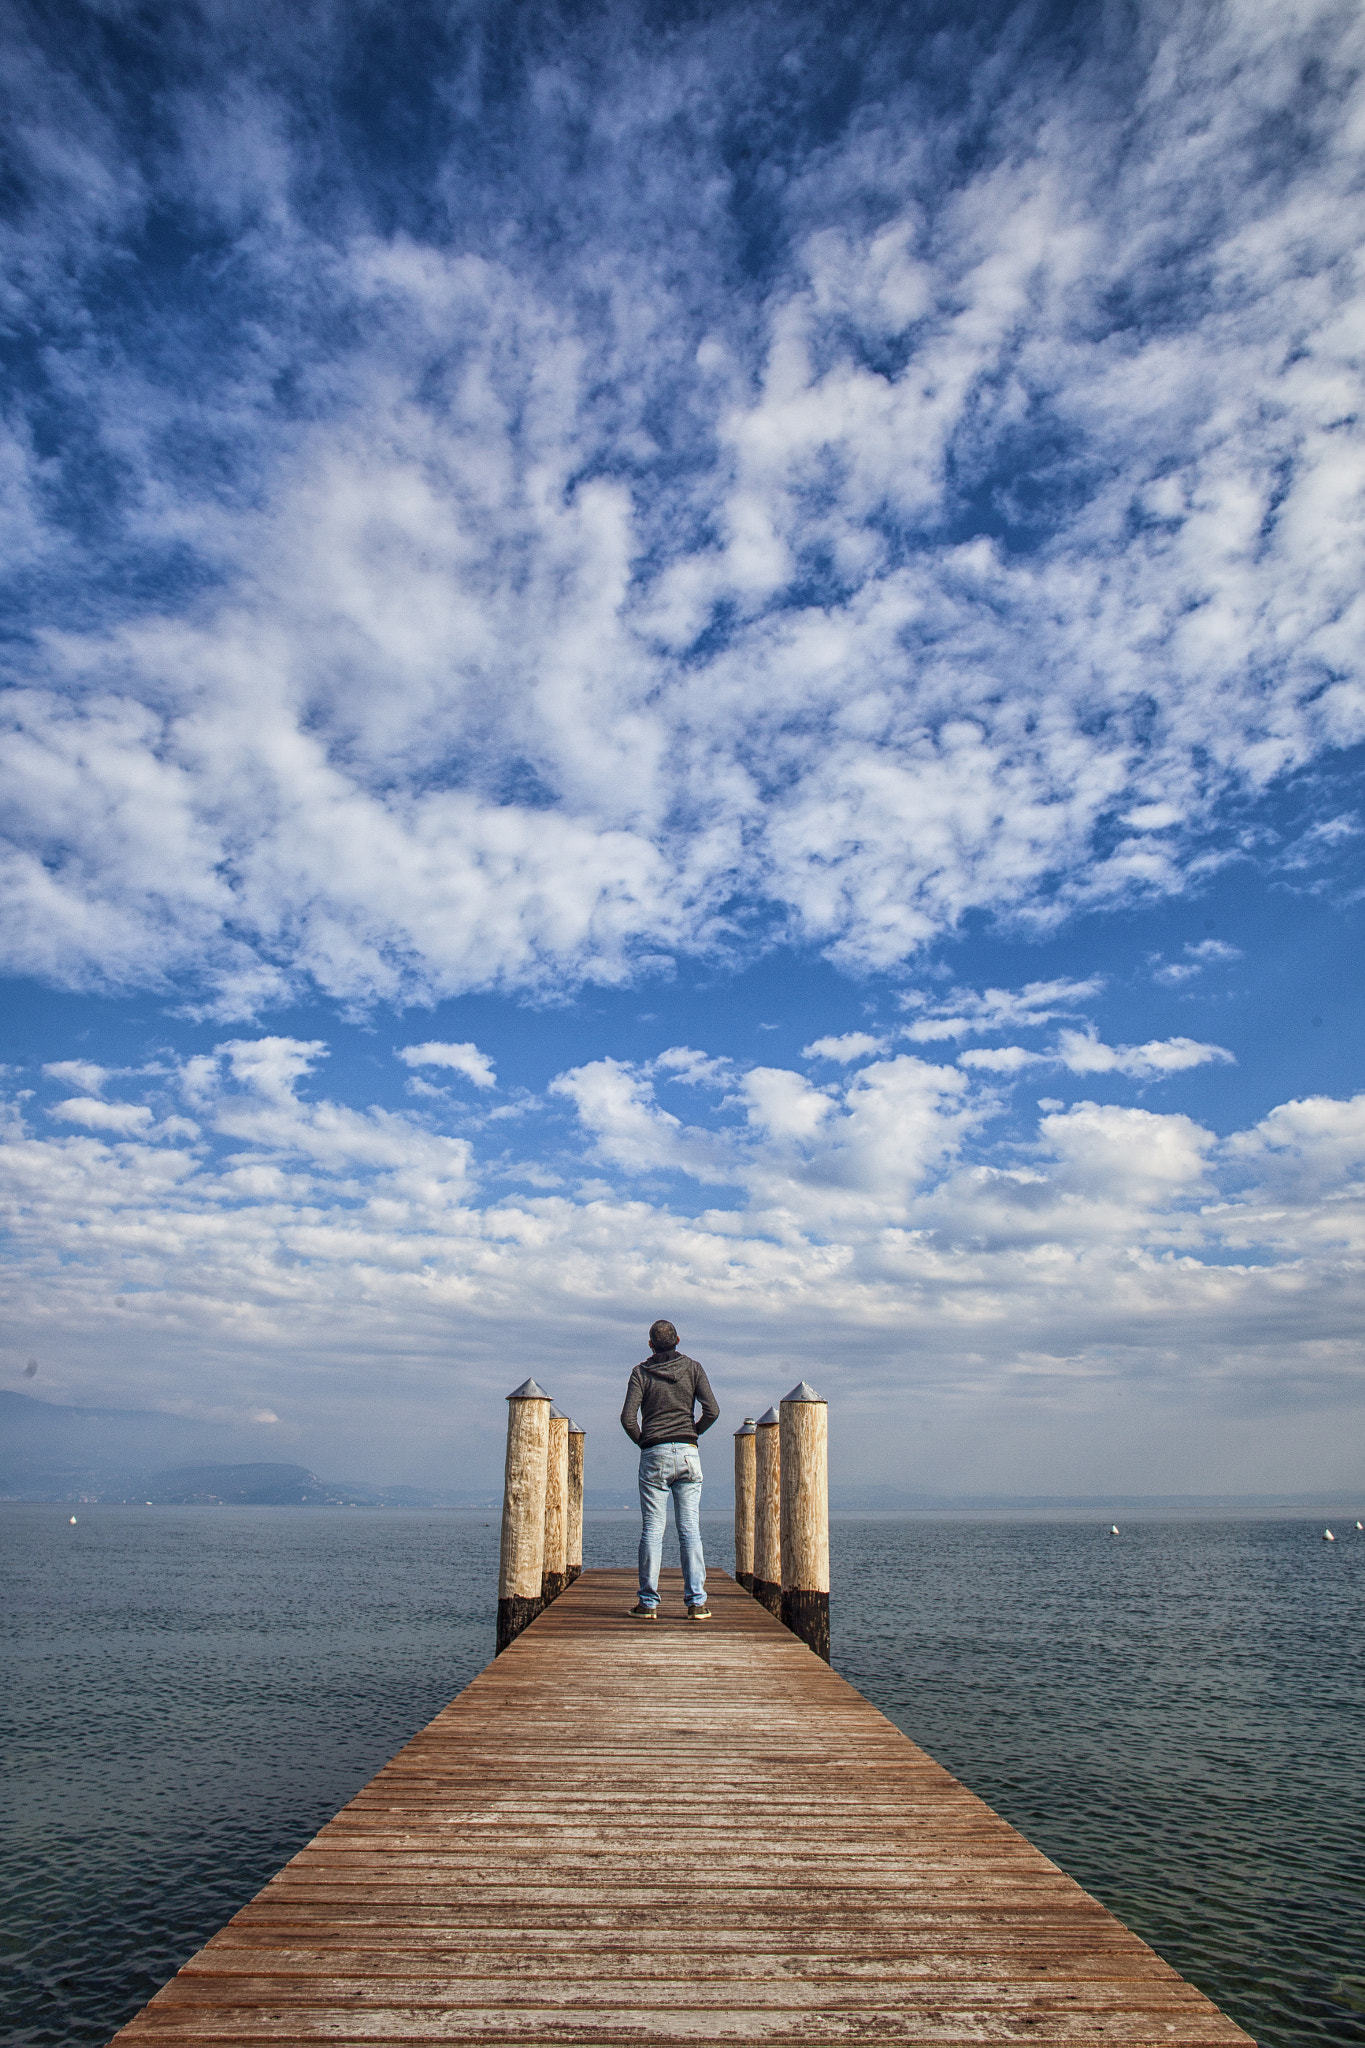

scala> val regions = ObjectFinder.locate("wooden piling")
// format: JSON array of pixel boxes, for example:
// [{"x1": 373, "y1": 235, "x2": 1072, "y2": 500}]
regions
[
  {"x1": 541, "y1": 1406, "x2": 570, "y2": 1609},
  {"x1": 733, "y1": 1416, "x2": 756, "y2": 1591},
  {"x1": 752, "y1": 1403, "x2": 782, "y2": 1618},
  {"x1": 566, "y1": 1419, "x2": 584, "y2": 1585},
  {"x1": 495, "y1": 1377, "x2": 551, "y2": 1654},
  {"x1": 779, "y1": 1378, "x2": 830, "y2": 1661}
]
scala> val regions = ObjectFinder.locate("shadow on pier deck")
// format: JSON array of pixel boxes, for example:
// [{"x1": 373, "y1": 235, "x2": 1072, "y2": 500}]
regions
[{"x1": 109, "y1": 1568, "x2": 1254, "y2": 2046}]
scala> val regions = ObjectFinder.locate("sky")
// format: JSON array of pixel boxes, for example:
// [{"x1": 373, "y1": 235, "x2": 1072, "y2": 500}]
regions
[{"x1": 1, "y1": 0, "x2": 1363, "y2": 1500}]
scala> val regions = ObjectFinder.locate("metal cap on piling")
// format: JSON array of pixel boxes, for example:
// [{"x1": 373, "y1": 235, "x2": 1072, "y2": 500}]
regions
[
  {"x1": 779, "y1": 1380, "x2": 830, "y2": 1662},
  {"x1": 733, "y1": 1417, "x2": 758, "y2": 1593},
  {"x1": 496, "y1": 1379, "x2": 552, "y2": 1655},
  {"x1": 752, "y1": 1406, "x2": 782, "y2": 1617}
]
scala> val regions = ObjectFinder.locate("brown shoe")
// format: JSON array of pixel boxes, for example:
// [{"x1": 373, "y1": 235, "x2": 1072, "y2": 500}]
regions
[
  {"x1": 628, "y1": 1603, "x2": 658, "y2": 1620},
  {"x1": 687, "y1": 1603, "x2": 713, "y2": 1621}
]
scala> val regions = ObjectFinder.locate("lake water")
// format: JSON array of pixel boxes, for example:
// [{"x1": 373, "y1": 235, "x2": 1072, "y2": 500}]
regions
[{"x1": 2, "y1": 1505, "x2": 1362, "y2": 2048}]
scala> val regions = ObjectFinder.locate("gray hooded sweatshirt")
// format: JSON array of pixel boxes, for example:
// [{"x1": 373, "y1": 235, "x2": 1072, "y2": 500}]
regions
[{"x1": 620, "y1": 1350, "x2": 720, "y2": 1450}]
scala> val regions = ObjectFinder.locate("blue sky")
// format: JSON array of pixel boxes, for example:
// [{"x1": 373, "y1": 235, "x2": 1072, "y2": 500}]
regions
[{"x1": 2, "y1": 0, "x2": 1363, "y2": 1497}]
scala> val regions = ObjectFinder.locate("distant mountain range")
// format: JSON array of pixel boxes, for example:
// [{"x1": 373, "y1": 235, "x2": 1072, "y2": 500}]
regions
[
  {"x1": 0, "y1": 1391, "x2": 474, "y2": 1506},
  {"x1": 127, "y1": 1462, "x2": 479, "y2": 1507},
  {"x1": 2, "y1": 1388, "x2": 273, "y2": 1501},
  {"x1": 3, "y1": 1391, "x2": 1354, "y2": 1512}
]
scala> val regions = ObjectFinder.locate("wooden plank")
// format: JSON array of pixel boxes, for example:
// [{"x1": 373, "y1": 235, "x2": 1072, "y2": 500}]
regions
[{"x1": 108, "y1": 1570, "x2": 1254, "y2": 2048}]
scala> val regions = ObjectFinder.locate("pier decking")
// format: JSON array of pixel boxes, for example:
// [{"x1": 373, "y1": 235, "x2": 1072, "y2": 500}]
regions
[{"x1": 110, "y1": 1569, "x2": 1253, "y2": 2046}]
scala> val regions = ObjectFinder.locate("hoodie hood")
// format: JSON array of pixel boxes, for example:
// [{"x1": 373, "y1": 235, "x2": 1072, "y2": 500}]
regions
[{"x1": 639, "y1": 1350, "x2": 693, "y2": 1382}]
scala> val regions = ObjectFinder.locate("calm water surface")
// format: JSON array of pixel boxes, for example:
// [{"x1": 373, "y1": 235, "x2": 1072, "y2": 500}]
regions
[{"x1": 2, "y1": 1506, "x2": 1361, "y2": 2048}]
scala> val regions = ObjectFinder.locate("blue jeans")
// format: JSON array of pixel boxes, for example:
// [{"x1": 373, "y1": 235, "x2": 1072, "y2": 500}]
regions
[{"x1": 637, "y1": 1442, "x2": 706, "y2": 1609}]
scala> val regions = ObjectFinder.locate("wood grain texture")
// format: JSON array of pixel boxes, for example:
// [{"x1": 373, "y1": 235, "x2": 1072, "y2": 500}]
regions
[
  {"x1": 541, "y1": 1414, "x2": 569, "y2": 1607},
  {"x1": 779, "y1": 1397, "x2": 829, "y2": 1597},
  {"x1": 108, "y1": 1570, "x2": 1256, "y2": 2048},
  {"x1": 496, "y1": 1396, "x2": 548, "y2": 1629},
  {"x1": 565, "y1": 1432, "x2": 583, "y2": 1584},
  {"x1": 733, "y1": 1428, "x2": 756, "y2": 1590},
  {"x1": 754, "y1": 1415, "x2": 781, "y2": 1600}
]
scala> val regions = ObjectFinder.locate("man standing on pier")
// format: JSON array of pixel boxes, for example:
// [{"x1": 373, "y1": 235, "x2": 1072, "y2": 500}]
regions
[{"x1": 620, "y1": 1320, "x2": 720, "y2": 1621}]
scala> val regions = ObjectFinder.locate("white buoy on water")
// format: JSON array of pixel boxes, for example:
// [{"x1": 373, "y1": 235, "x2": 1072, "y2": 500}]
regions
[
  {"x1": 68, "y1": 1515, "x2": 77, "y2": 1525},
  {"x1": 1323, "y1": 1527, "x2": 1335, "y2": 1542},
  {"x1": 1110, "y1": 1524, "x2": 1120, "y2": 1535}
]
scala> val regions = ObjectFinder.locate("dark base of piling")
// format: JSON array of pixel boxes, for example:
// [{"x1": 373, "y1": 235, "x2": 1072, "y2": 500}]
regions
[
  {"x1": 541, "y1": 1570, "x2": 568, "y2": 1607},
  {"x1": 753, "y1": 1576, "x2": 782, "y2": 1618},
  {"x1": 736, "y1": 1570, "x2": 754, "y2": 1593},
  {"x1": 567, "y1": 1563, "x2": 582, "y2": 1584},
  {"x1": 782, "y1": 1586, "x2": 830, "y2": 1662},
  {"x1": 495, "y1": 1594, "x2": 541, "y2": 1654}
]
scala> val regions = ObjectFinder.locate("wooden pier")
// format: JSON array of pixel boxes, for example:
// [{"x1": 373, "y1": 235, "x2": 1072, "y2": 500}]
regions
[{"x1": 110, "y1": 1569, "x2": 1253, "y2": 2047}]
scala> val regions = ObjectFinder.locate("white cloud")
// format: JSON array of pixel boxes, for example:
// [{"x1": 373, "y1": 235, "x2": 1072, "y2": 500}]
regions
[
  {"x1": 549, "y1": 1058, "x2": 730, "y2": 1182},
  {"x1": 1154, "y1": 938, "x2": 1243, "y2": 984},
  {"x1": 797, "y1": 1055, "x2": 977, "y2": 1216},
  {"x1": 218, "y1": 1038, "x2": 327, "y2": 1102},
  {"x1": 1054, "y1": 1029, "x2": 1235, "y2": 1079},
  {"x1": 650, "y1": 1046, "x2": 734, "y2": 1088},
  {"x1": 1223, "y1": 1092, "x2": 1365, "y2": 1196},
  {"x1": 739, "y1": 1066, "x2": 837, "y2": 1144},
  {"x1": 1185, "y1": 939, "x2": 1242, "y2": 964},
  {"x1": 176, "y1": 1035, "x2": 475, "y2": 1182},
  {"x1": 49, "y1": 1096, "x2": 153, "y2": 1133},
  {"x1": 43, "y1": 1060, "x2": 109, "y2": 1093},
  {"x1": 3, "y1": 1044, "x2": 1363, "y2": 1492},
  {"x1": 905, "y1": 978, "x2": 1106, "y2": 1041},
  {"x1": 956, "y1": 1025, "x2": 1235, "y2": 1081},
  {"x1": 958, "y1": 1045, "x2": 1043, "y2": 1072},
  {"x1": 0, "y1": 4, "x2": 1361, "y2": 1007},
  {"x1": 802, "y1": 1032, "x2": 887, "y2": 1062},
  {"x1": 397, "y1": 1041, "x2": 497, "y2": 1089},
  {"x1": 555, "y1": 1049, "x2": 979, "y2": 1231},
  {"x1": 1040, "y1": 1101, "x2": 1215, "y2": 1204},
  {"x1": 403, "y1": 1075, "x2": 446, "y2": 1100}
]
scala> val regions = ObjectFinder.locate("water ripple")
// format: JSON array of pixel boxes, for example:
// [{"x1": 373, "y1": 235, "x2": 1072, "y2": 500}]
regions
[{"x1": 1, "y1": 1507, "x2": 1360, "y2": 2048}]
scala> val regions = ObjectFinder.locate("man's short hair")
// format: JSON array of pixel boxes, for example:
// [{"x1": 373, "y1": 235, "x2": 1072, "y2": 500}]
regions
[{"x1": 649, "y1": 1319, "x2": 678, "y2": 1351}]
